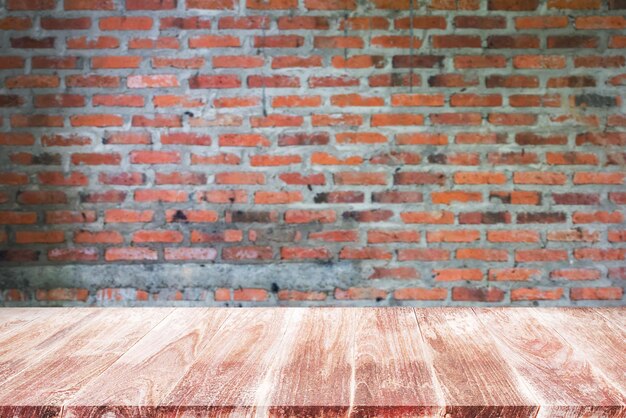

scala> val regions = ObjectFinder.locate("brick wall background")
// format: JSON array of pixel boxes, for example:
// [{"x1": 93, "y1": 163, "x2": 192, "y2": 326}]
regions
[{"x1": 0, "y1": 0, "x2": 624, "y2": 306}]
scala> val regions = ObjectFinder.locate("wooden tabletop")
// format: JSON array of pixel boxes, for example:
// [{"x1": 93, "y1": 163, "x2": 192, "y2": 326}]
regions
[{"x1": 0, "y1": 308, "x2": 624, "y2": 417}]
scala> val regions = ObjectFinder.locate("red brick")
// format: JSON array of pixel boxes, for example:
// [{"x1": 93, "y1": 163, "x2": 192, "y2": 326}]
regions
[
  {"x1": 45, "y1": 211, "x2": 96, "y2": 224},
  {"x1": 453, "y1": 287, "x2": 505, "y2": 302},
  {"x1": 309, "y1": 230, "x2": 358, "y2": 242},
  {"x1": 93, "y1": 94, "x2": 145, "y2": 107},
  {"x1": 394, "y1": 288, "x2": 447, "y2": 300},
  {"x1": 99, "y1": 172, "x2": 145, "y2": 185},
  {"x1": 189, "y1": 35, "x2": 240, "y2": 48},
  {"x1": 281, "y1": 247, "x2": 331, "y2": 260},
  {"x1": 105, "y1": 247, "x2": 158, "y2": 261},
  {"x1": 6, "y1": 75, "x2": 60, "y2": 89},
  {"x1": 0, "y1": 172, "x2": 29, "y2": 186},
  {"x1": 130, "y1": 151, "x2": 180, "y2": 165},
  {"x1": 511, "y1": 288, "x2": 563, "y2": 301},
  {"x1": 487, "y1": 230, "x2": 540, "y2": 243},
  {"x1": 549, "y1": 0, "x2": 600, "y2": 8},
  {"x1": 401, "y1": 211, "x2": 454, "y2": 224},
  {"x1": 72, "y1": 153, "x2": 121, "y2": 166},
  {"x1": 551, "y1": 269, "x2": 601, "y2": 281},
  {"x1": 132, "y1": 115, "x2": 181, "y2": 127},
  {"x1": 0, "y1": 211, "x2": 37, "y2": 225},
  {"x1": 427, "y1": 230, "x2": 480, "y2": 243},
  {"x1": 187, "y1": 0, "x2": 235, "y2": 8},
  {"x1": 489, "y1": 0, "x2": 538, "y2": 9},
  {"x1": 99, "y1": 17, "x2": 152, "y2": 30},
  {"x1": 368, "y1": 230, "x2": 420, "y2": 244},
  {"x1": 74, "y1": 230, "x2": 123, "y2": 244},
  {"x1": 570, "y1": 288, "x2": 623, "y2": 300},
  {"x1": 215, "y1": 172, "x2": 265, "y2": 185},
  {"x1": 454, "y1": 55, "x2": 506, "y2": 69},
  {"x1": 16, "y1": 231, "x2": 65, "y2": 244},
  {"x1": 8, "y1": 0, "x2": 54, "y2": 9},
  {"x1": 128, "y1": 75, "x2": 178, "y2": 88},
  {"x1": 454, "y1": 172, "x2": 506, "y2": 185},
  {"x1": 36, "y1": 288, "x2": 89, "y2": 301},
  {"x1": 32, "y1": 57, "x2": 79, "y2": 70},
  {"x1": 395, "y1": 16, "x2": 447, "y2": 29},
  {"x1": 229, "y1": 288, "x2": 266, "y2": 301},
  {"x1": 335, "y1": 287, "x2": 387, "y2": 300},
  {"x1": 127, "y1": 0, "x2": 176, "y2": 8},
  {"x1": 246, "y1": 0, "x2": 295, "y2": 8},
  {"x1": 133, "y1": 230, "x2": 183, "y2": 244},
  {"x1": 222, "y1": 246, "x2": 273, "y2": 260},
  {"x1": 48, "y1": 248, "x2": 98, "y2": 262},
  {"x1": 434, "y1": 268, "x2": 483, "y2": 282},
  {"x1": 277, "y1": 290, "x2": 327, "y2": 301},
  {"x1": 431, "y1": 0, "x2": 479, "y2": 8}
]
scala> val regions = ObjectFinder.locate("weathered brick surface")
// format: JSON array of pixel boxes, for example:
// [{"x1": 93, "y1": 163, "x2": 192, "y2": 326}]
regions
[{"x1": 0, "y1": 0, "x2": 624, "y2": 306}]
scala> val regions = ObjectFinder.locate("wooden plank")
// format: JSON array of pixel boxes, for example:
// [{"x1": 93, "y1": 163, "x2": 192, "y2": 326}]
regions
[
  {"x1": 0, "y1": 308, "x2": 49, "y2": 338},
  {"x1": 0, "y1": 307, "x2": 46, "y2": 322},
  {"x1": 594, "y1": 307, "x2": 626, "y2": 333},
  {"x1": 529, "y1": 308, "x2": 626, "y2": 394},
  {"x1": 63, "y1": 308, "x2": 231, "y2": 417},
  {"x1": 415, "y1": 308, "x2": 539, "y2": 417},
  {"x1": 0, "y1": 308, "x2": 98, "y2": 384},
  {"x1": 159, "y1": 308, "x2": 303, "y2": 416},
  {"x1": 352, "y1": 307, "x2": 442, "y2": 417},
  {"x1": 474, "y1": 308, "x2": 625, "y2": 417},
  {"x1": 266, "y1": 307, "x2": 356, "y2": 416},
  {"x1": 0, "y1": 307, "x2": 623, "y2": 417},
  {"x1": 0, "y1": 308, "x2": 172, "y2": 418}
]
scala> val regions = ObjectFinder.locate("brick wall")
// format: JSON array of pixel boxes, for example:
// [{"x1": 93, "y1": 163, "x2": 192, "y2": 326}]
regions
[{"x1": 0, "y1": 0, "x2": 624, "y2": 306}]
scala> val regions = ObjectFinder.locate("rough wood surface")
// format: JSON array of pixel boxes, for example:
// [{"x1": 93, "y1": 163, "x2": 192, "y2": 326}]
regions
[
  {"x1": 0, "y1": 308, "x2": 623, "y2": 417},
  {"x1": 476, "y1": 308, "x2": 625, "y2": 418}
]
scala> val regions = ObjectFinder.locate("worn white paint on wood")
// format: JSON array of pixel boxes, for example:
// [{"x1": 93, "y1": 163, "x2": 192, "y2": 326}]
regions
[
  {"x1": 0, "y1": 307, "x2": 623, "y2": 417},
  {"x1": 475, "y1": 308, "x2": 625, "y2": 418},
  {"x1": 416, "y1": 308, "x2": 540, "y2": 417},
  {"x1": 0, "y1": 309, "x2": 171, "y2": 412},
  {"x1": 64, "y1": 308, "x2": 231, "y2": 417}
]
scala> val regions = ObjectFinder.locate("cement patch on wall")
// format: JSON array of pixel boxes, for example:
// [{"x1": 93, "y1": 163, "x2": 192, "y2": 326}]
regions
[{"x1": 1, "y1": 263, "x2": 623, "y2": 307}]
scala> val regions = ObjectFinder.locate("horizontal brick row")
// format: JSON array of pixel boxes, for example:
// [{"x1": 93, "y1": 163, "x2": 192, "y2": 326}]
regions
[{"x1": 1, "y1": 284, "x2": 623, "y2": 305}]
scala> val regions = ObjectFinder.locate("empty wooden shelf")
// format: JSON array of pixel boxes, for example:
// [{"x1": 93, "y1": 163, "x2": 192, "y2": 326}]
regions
[{"x1": 0, "y1": 307, "x2": 624, "y2": 417}]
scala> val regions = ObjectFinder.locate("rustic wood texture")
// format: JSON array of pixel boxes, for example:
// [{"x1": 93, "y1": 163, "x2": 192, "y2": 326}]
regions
[
  {"x1": 64, "y1": 308, "x2": 230, "y2": 418},
  {"x1": 0, "y1": 308, "x2": 623, "y2": 418},
  {"x1": 352, "y1": 308, "x2": 442, "y2": 417},
  {"x1": 416, "y1": 308, "x2": 540, "y2": 418},
  {"x1": 475, "y1": 308, "x2": 625, "y2": 418},
  {"x1": 0, "y1": 308, "x2": 172, "y2": 418}
]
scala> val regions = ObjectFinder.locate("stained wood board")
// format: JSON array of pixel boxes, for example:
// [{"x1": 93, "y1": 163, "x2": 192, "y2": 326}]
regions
[
  {"x1": 0, "y1": 308, "x2": 172, "y2": 417},
  {"x1": 474, "y1": 308, "x2": 625, "y2": 417},
  {"x1": 0, "y1": 307, "x2": 622, "y2": 418},
  {"x1": 64, "y1": 308, "x2": 231, "y2": 417},
  {"x1": 415, "y1": 308, "x2": 540, "y2": 417}
]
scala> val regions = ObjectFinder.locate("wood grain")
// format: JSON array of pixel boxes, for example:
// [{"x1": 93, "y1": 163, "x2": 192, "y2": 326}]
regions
[
  {"x1": 352, "y1": 308, "x2": 442, "y2": 417},
  {"x1": 0, "y1": 308, "x2": 98, "y2": 385},
  {"x1": 0, "y1": 307, "x2": 49, "y2": 339},
  {"x1": 531, "y1": 308, "x2": 626, "y2": 395},
  {"x1": 595, "y1": 307, "x2": 626, "y2": 333},
  {"x1": 267, "y1": 308, "x2": 356, "y2": 417},
  {"x1": 475, "y1": 308, "x2": 625, "y2": 417},
  {"x1": 415, "y1": 308, "x2": 540, "y2": 418},
  {"x1": 64, "y1": 308, "x2": 230, "y2": 417},
  {"x1": 0, "y1": 307, "x2": 623, "y2": 417},
  {"x1": 160, "y1": 308, "x2": 302, "y2": 417},
  {"x1": 0, "y1": 308, "x2": 172, "y2": 418}
]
